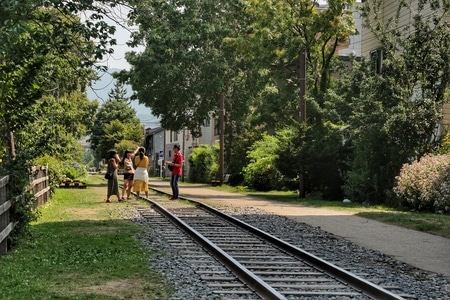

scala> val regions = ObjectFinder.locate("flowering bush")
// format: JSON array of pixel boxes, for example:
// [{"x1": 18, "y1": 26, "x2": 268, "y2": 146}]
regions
[{"x1": 393, "y1": 153, "x2": 450, "y2": 213}]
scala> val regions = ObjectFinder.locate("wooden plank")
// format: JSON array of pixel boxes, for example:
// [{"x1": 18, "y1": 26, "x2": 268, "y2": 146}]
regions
[
  {"x1": 0, "y1": 176, "x2": 9, "y2": 189},
  {"x1": 34, "y1": 186, "x2": 51, "y2": 198},
  {"x1": 29, "y1": 176, "x2": 49, "y2": 188},
  {"x1": 0, "y1": 222, "x2": 14, "y2": 244},
  {"x1": 0, "y1": 201, "x2": 11, "y2": 215}
]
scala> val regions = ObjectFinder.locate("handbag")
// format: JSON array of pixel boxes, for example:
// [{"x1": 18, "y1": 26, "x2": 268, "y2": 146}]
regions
[
  {"x1": 168, "y1": 165, "x2": 174, "y2": 171},
  {"x1": 104, "y1": 172, "x2": 113, "y2": 180}
]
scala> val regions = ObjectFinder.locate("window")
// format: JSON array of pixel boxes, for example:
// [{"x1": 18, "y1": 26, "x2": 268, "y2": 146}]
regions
[
  {"x1": 172, "y1": 131, "x2": 178, "y2": 142},
  {"x1": 370, "y1": 48, "x2": 383, "y2": 74},
  {"x1": 214, "y1": 118, "x2": 221, "y2": 136},
  {"x1": 203, "y1": 119, "x2": 210, "y2": 127}
]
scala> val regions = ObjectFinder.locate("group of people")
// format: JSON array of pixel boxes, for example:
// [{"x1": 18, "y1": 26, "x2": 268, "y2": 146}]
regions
[{"x1": 105, "y1": 145, "x2": 184, "y2": 203}]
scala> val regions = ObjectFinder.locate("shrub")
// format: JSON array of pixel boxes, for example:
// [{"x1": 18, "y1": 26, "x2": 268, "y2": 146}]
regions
[
  {"x1": 243, "y1": 135, "x2": 282, "y2": 191},
  {"x1": 188, "y1": 144, "x2": 219, "y2": 183},
  {"x1": 394, "y1": 153, "x2": 450, "y2": 213}
]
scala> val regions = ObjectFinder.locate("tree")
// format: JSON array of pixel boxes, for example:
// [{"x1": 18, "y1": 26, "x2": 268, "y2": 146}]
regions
[
  {"x1": 121, "y1": 0, "x2": 257, "y2": 136},
  {"x1": 0, "y1": 1, "x2": 122, "y2": 159},
  {"x1": 90, "y1": 82, "x2": 143, "y2": 160},
  {"x1": 242, "y1": 0, "x2": 357, "y2": 196},
  {"x1": 14, "y1": 92, "x2": 98, "y2": 162},
  {"x1": 244, "y1": 0, "x2": 356, "y2": 111},
  {"x1": 0, "y1": 1, "x2": 125, "y2": 245},
  {"x1": 243, "y1": 134, "x2": 282, "y2": 191},
  {"x1": 342, "y1": 0, "x2": 450, "y2": 204}
]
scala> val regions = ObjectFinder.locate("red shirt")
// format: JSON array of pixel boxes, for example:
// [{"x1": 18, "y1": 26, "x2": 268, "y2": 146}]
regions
[{"x1": 172, "y1": 152, "x2": 184, "y2": 175}]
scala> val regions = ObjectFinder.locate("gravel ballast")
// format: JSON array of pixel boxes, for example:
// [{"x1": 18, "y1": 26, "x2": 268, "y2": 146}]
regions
[{"x1": 120, "y1": 205, "x2": 450, "y2": 299}]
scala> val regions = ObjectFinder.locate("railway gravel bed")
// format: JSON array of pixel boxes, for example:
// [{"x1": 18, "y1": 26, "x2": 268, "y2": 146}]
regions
[{"x1": 117, "y1": 199, "x2": 449, "y2": 299}]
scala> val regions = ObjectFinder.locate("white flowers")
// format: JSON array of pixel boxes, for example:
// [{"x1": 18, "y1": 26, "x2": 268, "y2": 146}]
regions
[{"x1": 394, "y1": 153, "x2": 450, "y2": 213}]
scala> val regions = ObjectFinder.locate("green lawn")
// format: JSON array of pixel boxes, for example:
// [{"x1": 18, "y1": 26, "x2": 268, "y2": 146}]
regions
[
  {"x1": 215, "y1": 185, "x2": 450, "y2": 239},
  {"x1": 0, "y1": 175, "x2": 172, "y2": 300}
]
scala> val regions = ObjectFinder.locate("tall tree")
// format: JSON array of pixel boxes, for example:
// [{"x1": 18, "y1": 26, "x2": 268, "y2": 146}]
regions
[
  {"x1": 90, "y1": 82, "x2": 143, "y2": 160},
  {"x1": 0, "y1": 1, "x2": 126, "y2": 245},
  {"x1": 244, "y1": 0, "x2": 356, "y2": 112},
  {"x1": 121, "y1": 0, "x2": 257, "y2": 136},
  {"x1": 0, "y1": 1, "x2": 122, "y2": 159}
]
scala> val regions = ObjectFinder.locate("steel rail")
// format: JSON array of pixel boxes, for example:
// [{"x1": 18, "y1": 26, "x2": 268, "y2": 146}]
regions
[
  {"x1": 142, "y1": 196, "x2": 287, "y2": 300},
  {"x1": 190, "y1": 199, "x2": 405, "y2": 300}
]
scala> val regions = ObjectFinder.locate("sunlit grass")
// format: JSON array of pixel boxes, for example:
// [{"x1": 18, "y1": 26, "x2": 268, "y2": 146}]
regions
[{"x1": 0, "y1": 175, "x2": 172, "y2": 300}]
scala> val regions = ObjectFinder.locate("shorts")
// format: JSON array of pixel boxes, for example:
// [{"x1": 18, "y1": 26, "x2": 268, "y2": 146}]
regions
[{"x1": 124, "y1": 173, "x2": 134, "y2": 180}]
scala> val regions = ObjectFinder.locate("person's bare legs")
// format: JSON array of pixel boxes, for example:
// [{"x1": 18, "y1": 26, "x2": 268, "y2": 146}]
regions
[
  {"x1": 127, "y1": 180, "x2": 133, "y2": 199},
  {"x1": 121, "y1": 180, "x2": 128, "y2": 199}
]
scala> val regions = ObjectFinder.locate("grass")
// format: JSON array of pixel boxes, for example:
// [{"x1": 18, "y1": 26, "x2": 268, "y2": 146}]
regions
[
  {"x1": 0, "y1": 175, "x2": 172, "y2": 300},
  {"x1": 214, "y1": 184, "x2": 450, "y2": 239}
]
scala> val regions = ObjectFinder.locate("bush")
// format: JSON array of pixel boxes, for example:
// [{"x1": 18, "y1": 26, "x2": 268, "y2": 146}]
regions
[
  {"x1": 243, "y1": 135, "x2": 282, "y2": 191},
  {"x1": 188, "y1": 144, "x2": 219, "y2": 183},
  {"x1": 393, "y1": 153, "x2": 450, "y2": 213},
  {"x1": 35, "y1": 155, "x2": 87, "y2": 187}
]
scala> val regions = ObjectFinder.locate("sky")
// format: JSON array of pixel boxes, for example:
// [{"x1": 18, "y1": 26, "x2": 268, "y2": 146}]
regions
[{"x1": 83, "y1": 5, "x2": 158, "y2": 127}]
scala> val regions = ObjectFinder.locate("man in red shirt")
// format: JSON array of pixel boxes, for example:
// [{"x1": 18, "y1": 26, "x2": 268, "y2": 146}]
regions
[{"x1": 166, "y1": 144, "x2": 184, "y2": 200}]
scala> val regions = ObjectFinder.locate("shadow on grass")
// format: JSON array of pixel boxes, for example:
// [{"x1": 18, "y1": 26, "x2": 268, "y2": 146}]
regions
[{"x1": 0, "y1": 218, "x2": 171, "y2": 300}]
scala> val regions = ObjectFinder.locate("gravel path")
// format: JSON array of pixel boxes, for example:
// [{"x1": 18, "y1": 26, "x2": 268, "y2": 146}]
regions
[{"x1": 119, "y1": 201, "x2": 450, "y2": 300}]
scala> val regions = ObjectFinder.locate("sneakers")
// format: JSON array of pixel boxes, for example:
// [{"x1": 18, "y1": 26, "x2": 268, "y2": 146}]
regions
[
  {"x1": 105, "y1": 199, "x2": 111, "y2": 203},
  {"x1": 119, "y1": 197, "x2": 125, "y2": 202},
  {"x1": 169, "y1": 197, "x2": 178, "y2": 200}
]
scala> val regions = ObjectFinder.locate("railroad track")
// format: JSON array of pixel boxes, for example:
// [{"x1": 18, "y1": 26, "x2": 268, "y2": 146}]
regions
[{"x1": 133, "y1": 190, "x2": 408, "y2": 300}]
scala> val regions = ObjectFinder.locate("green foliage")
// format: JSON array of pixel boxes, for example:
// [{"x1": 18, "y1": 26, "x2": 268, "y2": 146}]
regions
[
  {"x1": 13, "y1": 92, "x2": 97, "y2": 162},
  {"x1": 83, "y1": 149, "x2": 97, "y2": 169},
  {"x1": 0, "y1": 157, "x2": 39, "y2": 248},
  {"x1": 342, "y1": 1, "x2": 450, "y2": 204},
  {"x1": 394, "y1": 154, "x2": 450, "y2": 213},
  {"x1": 35, "y1": 155, "x2": 65, "y2": 188},
  {"x1": 243, "y1": 134, "x2": 282, "y2": 191},
  {"x1": 90, "y1": 82, "x2": 144, "y2": 160},
  {"x1": 188, "y1": 144, "x2": 219, "y2": 183},
  {"x1": 122, "y1": 0, "x2": 255, "y2": 136},
  {"x1": 8, "y1": 193, "x2": 39, "y2": 248},
  {"x1": 115, "y1": 140, "x2": 140, "y2": 160},
  {"x1": 438, "y1": 134, "x2": 450, "y2": 154},
  {"x1": 0, "y1": 0, "x2": 125, "y2": 251},
  {"x1": 63, "y1": 162, "x2": 88, "y2": 180},
  {"x1": 226, "y1": 126, "x2": 263, "y2": 184},
  {"x1": 245, "y1": 0, "x2": 356, "y2": 101}
]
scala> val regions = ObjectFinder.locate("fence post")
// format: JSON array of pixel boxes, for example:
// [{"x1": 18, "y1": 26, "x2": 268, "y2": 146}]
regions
[
  {"x1": 0, "y1": 176, "x2": 10, "y2": 255},
  {"x1": 29, "y1": 165, "x2": 50, "y2": 207}
]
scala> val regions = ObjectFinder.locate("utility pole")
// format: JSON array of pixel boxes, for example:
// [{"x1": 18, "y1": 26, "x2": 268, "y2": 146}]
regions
[
  {"x1": 219, "y1": 92, "x2": 225, "y2": 185},
  {"x1": 299, "y1": 49, "x2": 307, "y2": 198},
  {"x1": 182, "y1": 128, "x2": 185, "y2": 182}
]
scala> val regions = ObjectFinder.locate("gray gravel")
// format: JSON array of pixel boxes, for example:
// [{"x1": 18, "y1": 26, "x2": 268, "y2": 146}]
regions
[{"x1": 120, "y1": 205, "x2": 450, "y2": 300}]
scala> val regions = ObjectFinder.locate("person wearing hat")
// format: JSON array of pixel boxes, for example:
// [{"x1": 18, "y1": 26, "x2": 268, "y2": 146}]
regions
[
  {"x1": 106, "y1": 150, "x2": 121, "y2": 203},
  {"x1": 166, "y1": 144, "x2": 184, "y2": 200}
]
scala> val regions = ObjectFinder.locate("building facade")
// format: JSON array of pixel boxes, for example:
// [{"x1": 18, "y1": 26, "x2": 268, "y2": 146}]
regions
[{"x1": 361, "y1": 0, "x2": 450, "y2": 133}]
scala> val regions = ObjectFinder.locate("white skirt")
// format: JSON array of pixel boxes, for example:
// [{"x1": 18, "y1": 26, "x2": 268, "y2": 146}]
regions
[{"x1": 134, "y1": 167, "x2": 148, "y2": 183}]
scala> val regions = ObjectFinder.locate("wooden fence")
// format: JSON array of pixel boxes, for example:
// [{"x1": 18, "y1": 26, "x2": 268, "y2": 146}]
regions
[
  {"x1": 0, "y1": 176, "x2": 11, "y2": 255},
  {"x1": 29, "y1": 166, "x2": 51, "y2": 208},
  {"x1": 0, "y1": 165, "x2": 50, "y2": 255}
]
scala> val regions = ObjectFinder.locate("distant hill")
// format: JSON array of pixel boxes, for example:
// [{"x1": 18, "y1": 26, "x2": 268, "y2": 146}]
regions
[{"x1": 87, "y1": 68, "x2": 160, "y2": 129}]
